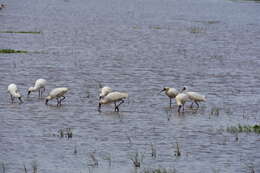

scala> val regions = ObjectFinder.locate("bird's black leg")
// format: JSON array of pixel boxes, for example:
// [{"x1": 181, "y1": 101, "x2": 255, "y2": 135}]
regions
[
  {"x1": 115, "y1": 100, "x2": 124, "y2": 112},
  {"x1": 169, "y1": 98, "x2": 172, "y2": 107},
  {"x1": 38, "y1": 90, "x2": 41, "y2": 98},
  {"x1": 39, "y1": 88, "x2": 42, "y2": 98},
  {"x1": 59, "y1": 96, "x2": 66, "y2": 105},
  {"x1": 190, "y1": 102, "x2": 194, "y2": 108},
  {"x1": 178, "y1": 105, "x2": 181, "y2": 113},
  {"x1": 56, "y1": 98, "x2": 60, "y2": 106},
  {"x1": 10, "y1": 95, "x2": 14, "y2": 103},
  {"x1": 114, "y1": 102, "x2": 117, "y2": 111},
  {"x1": 41, "y1": 87, "x2": 45, "y2": 97},
  {"x1": 195, "y1": 101, "x2": 199, "y2": 108},
  {"x1": 182, "y1": 103, "x2": 185, "y2": 112},
  {"x1": 116, "y1": 100, "x2": 124, "y2": 109}
]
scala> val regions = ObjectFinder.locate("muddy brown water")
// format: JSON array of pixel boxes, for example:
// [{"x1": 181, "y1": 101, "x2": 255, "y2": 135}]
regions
[{"x1": 0, "y1": 0, "x2": 260, "y2": 172}]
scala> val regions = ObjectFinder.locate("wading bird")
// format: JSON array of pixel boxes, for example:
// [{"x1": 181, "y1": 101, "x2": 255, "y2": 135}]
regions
[
  {"x1": 45, "y1": 87, "x2": 69, "y2": 106},
  {"x1": 160, "y1": 87, "x2": 178, "y2": 107},
  {"x1": 28, "y1": 79, "x2": 47, "y2": 98},
  {"x1": 181, "y1": 86, "x2": 206, "y2": 108},
  {"x1": 8, "y1": 84, "x2": 23, "y2": 103},
  {"x1": 0, "y1": 4, "x2": 5, "y2": 10},
  {"x1": 99, "y1": 86, "x2": 112, "y2": 99},
  {"x1": 175, "y1": 92, "x2": 189, "y2": 113},
  {"x1": 98, "y1": 91, "x2": 128, "y2": 112}
]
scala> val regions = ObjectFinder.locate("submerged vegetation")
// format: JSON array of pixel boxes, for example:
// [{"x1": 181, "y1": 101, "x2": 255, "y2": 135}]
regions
[
  {"x1": 0, "y1": 31, "x2": 41, "y2": 34},
  {"x1": 142, "y1": 168, "x2": 177, "y2": 173},
  {"x1": 0, "y1": 49, "x2": 28, "y2": 53},
  {"x1": 227, "y1": 124, "x2": 260, "y2": 134},
  {"x1": 189, "y1": 27, "x2": 205, "y2": 34}
]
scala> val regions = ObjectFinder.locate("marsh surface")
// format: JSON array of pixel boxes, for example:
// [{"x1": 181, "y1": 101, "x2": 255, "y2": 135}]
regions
[{"x1": 0, "y1": 0, "x2": 260, "y2": 172}]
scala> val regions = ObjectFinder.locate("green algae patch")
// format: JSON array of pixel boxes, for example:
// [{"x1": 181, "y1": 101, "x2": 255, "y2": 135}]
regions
[
  {"x1": 0, "y1": 31, "x2": 41, "y2": 34},
  {"x1": 0, "y1": 49, "x2": 28, "y2": 53}
]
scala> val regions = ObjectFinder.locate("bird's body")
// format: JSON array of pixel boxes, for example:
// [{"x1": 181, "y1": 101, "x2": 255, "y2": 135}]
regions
[
  {"x1": 28, "y1": 78, "x2": 47, "y2": 98},
  {"x1": 181, "y1": 86, "x2": 206, "y2": 108},
  {"x1": 99, "y1": 86, "x2": 112, "y2": 99},
  {"x1": 8, "y1": 83, "x2": 23, "y2": 103},
  {"x1": 186, "y1": 92, "x2": 206, "y2": 108},
  {"x1": 160, "y1": 87, "x2": 179, "y2": 107},
  {"x1": 175, "y1": 93, "x2": 189, "y2": 112},
  {"x1": 99, "y1": 91, "x2": 128, "y2": 112},
  {"x1": 45, "y1": 87, "x2": 69, "y2": 106}
]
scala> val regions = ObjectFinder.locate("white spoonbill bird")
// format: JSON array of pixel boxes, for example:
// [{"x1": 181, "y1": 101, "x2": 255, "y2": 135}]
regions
[
  {"x1": 160, "y1": 87, "x2": 179, "y2": 107},
  {"x1": 181, "y1": 86, "x2": 206, "y2": 108},
  {"x1": 175, "y1": 93, "x2": 189, "y2": 113},
  {"x1": 0, "y1": 4, "x2": 5, "y2": 10},
  {"x1": 98, "y1": 91, "x2": 128, "y2": 112},
  {"x1": 45, "y1": 87, "x2": 69, "y2": 106},
  {"x1": 8, "y1": 84, "x2": 23, "y2": 103},
  {"x1": 28, "y1": 79, "x2": 47, "y2": 98},
  {"x1": 99, "y1": 86, "x2": 112, "y2": 99}
]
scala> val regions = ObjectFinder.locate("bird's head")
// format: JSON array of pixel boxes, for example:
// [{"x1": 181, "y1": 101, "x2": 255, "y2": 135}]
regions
[
  {"x1": 27, "y1": 87, "x2": 34, "y2": 96},
  {"x1": 18, "y1": 96, "x2": 23, "y2": 103},
  {"x1": 181, "y1": 86, "x2": 187, "y2": 92},
  {"x1": 160, "y1": 87, "x2": 169, "y2": 93}
]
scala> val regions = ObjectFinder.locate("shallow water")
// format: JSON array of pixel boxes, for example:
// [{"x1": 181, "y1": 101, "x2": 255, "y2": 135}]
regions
[{"x1": 0, "y1": 0, "x2": 260, "y2": 172}]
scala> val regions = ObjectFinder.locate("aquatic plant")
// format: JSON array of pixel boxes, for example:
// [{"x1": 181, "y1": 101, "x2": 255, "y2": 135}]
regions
[
  {"x1": 0, "y1": 49, "x2": 27, "y2": 53},
  {"x1": 31, "y1": 161, "x2": 38, "y2": 173},
  {"x1": 174, "y1": 142, "x2": 181, "y2": 157},
  {"x1": 1, "y1": 162, "x2": 5, "y2": 173},
  {"x1": 130, "y1": 152, "x2": 144, "y2": 168},
  {"x1": 0, "y1": 31, "x2": 41, "y2": 34},
  {"x1": 227, "y1": 124, "x2": 260, "y2": 134},
  {"x1": 23, "y1": 164, "x2": 27, "y2": 173},
  {"x1": 150, "y1": 143, "x2": 157, "y2": 158},
  {"x1": 142, "y1": 168, "x2": 177, "y2": 173},
  {"x1": 150, "y1": 26, "x2": 162, "y2": 30},
  {"x1": 189, "y1": 27, "x2": 205, "y2": 34},
  {"x1": 210, "y1": 107, "x2": 220, "y2": 116},
  {"x1": 74, "y1": 145, "x2": 77, "y2": 155},
  {"x1": 102, "y1": 153, "x2": 112, "y2": 167},
  {"x1": 88, "y1": 152, "x2": 98, "y2": 167},
  {"x1": 206, "y1": 21, "x2": 220, "y2": 24},
  {"x1": 57, "y1": 128, "x2": 73, "y2": 139}
]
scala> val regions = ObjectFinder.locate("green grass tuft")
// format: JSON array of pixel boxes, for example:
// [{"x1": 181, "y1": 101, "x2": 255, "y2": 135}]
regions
[
  {"x1": 189, "y1": 27, "x2": 205, "y2": 34},
  {"x1": 0, "y1": 31, "x2": 41, "y2": 34},
  {"x1": 227, "y1": 124, "x2": 260, "y2": 134},
  {"x1": 142, "y1": 168, "x2": 177, "y2": 173},
  {"x1": 0, "y1": 49, "x2": 28, "y2": 53}
]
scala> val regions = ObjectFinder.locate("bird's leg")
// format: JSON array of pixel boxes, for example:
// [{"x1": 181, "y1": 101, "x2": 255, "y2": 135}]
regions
[
  {"x1": 114, "y1": 100, "x2": 124, "y2": 112},
  {"x1": 39, "y1": 88, "x2": 42, "y2": 98},
  {"x1": 56, "y1": 98, "x2": 60, "y2": 106},
  {"x1": 10, "y1": 95, "x2": 14, "y2": 103},
  {"x1": 195, "y1": 101, "x2": 199, "y2": 108},
  {"x1": 169, "y1": 98, "x2": 172, "y2": 107},
  {"x1": 41, "y1": 88, "x2": 44, "y2": 97},
  {"x1": 38, "y1": 90, "x2": 41, "y2": 98},
  {"x1": 59, "y1": 96, "x2": 66, "y2": 105},
  {"x1": 116, "y1": 100, "x2": 124, "y2": 109},
  {"x1": 114, "y1": 102, "x2": 119, "y2": 112},
  {"x1": 190, "y1": 102, "x2": 194, "y2": 108},
  {"x1": 178, "y1": 105, "x2": 181, "y2": 113},
  {"x1": 41, "y1": 87, "x2": 45, "y2": 97},
  {"x1": 182, "y1": 103, "x2": 185, "y2": 112}
]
